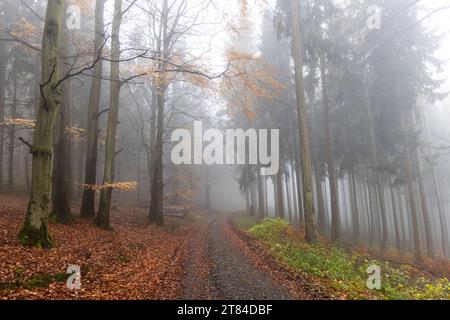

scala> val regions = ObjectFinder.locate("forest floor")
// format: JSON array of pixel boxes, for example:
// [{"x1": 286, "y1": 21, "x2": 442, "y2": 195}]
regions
[
  {"x1": 0, "y1": 194, "x2": 325, "y2": 300},
  {"x1": 232, "y1": 216, "x2": 450, "y2": 300},
  {"x1": 0, "y1": 194, "x2": 195, "y2": 299},
  {"x1": 1, "y1": 194, "x2": 449, "y2": 300}
]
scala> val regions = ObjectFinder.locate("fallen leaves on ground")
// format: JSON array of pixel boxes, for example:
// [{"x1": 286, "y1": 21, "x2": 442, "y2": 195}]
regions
[{"x1": 0, "y1": 194, "x2": 194, "y2": 300}]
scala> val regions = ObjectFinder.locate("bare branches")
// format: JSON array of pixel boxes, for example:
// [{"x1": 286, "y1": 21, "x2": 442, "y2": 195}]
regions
[
  {"x1": 115, "y1": 148, "x2": 125, "y2": 158},
  {"x1": 18, "y1": 137, "x2": 33, "y2": 151},
  {"x1": 19, "y1": 0, "x2": 44, "y2": 22}
]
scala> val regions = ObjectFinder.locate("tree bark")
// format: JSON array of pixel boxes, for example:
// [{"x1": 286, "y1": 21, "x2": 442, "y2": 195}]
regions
[
  {"x1": 149, "y1": 80, "x2": 165, "y2": 225},
  {"x1": 19, "y1": 0, "x2": 65, "y2": 248},
  {"x1": 149, "y1": 0, "x2": 169, "y2": 225},
  {"x1": 250, "y1": 181, "x2": 257, "y2": 217},
  {"x1": 289, "y1": 0, "x2": 317, "y2": 242},
  {"x1": 413, "y1": 110, "x2": 435, "y2": 258},
  {"x1": 421, "y1": 109, "x2": 449, "y2": 256},
  {"x1": 285, "y1": 172, "x2": 293, "y2": 222},
  {"x1": 350, "y1": 171, "x2": 360, "y2": 242},
  {"x1": 404, "y1": 146, "x2": 424, "y2": 263},
  {"x1": 257, "y1": 172, "x2": 266, "y2": 219},
  {"x1": 365, "y1": 95, "x2": 388, "y2": 250},
  {"x1": 320, "y1": 55, "x2": 340, "y2": 241},
  {"x1": 275, "y1": 171, "x2": 284, "y2": 219},
  {"x1": 293, "y1": 132, "x2": 304, "y2": 224},
  {"x1": 97, "y1": 0, "x2": 122, "y2": 230},
  {"x1": 80, "y1": 0, "x2": 106, "y2": 218},
  {"x1": 389, "y1": 180, "x2": 401, "y2": 251},
  {"x1": 51, "y1": 80, "x2": 72, "y2": 224},
  {"x1": 51, "y1": 10, "x2": 72, "y2": 224},
  {"x1": 415, "y1": 140, "x2": 435, "y2": 258},
  {"x1": 8, "y1": 70, "x2": 18, "y2": 189},
  {"x1": 0, "y1": 39, "x2": 6, "y2": 188}
]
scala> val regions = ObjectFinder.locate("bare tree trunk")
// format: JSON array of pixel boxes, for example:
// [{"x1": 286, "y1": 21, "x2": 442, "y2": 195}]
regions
[
  {"x1": 285, "y1": 171, "x2": 293, "y2": 222},
  {"x1": 250, "y1": 181, "x2": 257, "y2": 217},
  {"x1": 291, "y1": 168, "x2": 299, "y2": 221},
  {"x1": 149, "y1": 0, "x2": 169, "y2": 225},
  {"x1": 51, "y1": 72, "x2": 72, "y2": 224},
  {"x1": 311, "y1": 88, "x2": 325, "y2": 234},
  {"x1": 289, "y1": 0, "x2": 317, "y2": 242},
  {"x1": 97, "y1": 0, "x2": 122, "y2": 230},
  {"x1": 257, "y1": 172, "x2": 265, "y2": 219},
  {"x1": 51, "y1": 83, "x2": 72, "y2": 223},
  {"x1": 145, "y1": 83, "x2": 157, "y2": 199},
  {"x1": 413, "y1": 110, "x2": 435, "y2": 258},
  {"x1": 294, "y1": 133, "x2": 304, "y2": 224},
  {"x1": 366, "y1": 166, "x2": 375, "y2": 246},
  {"x1": 80, "y1": 0, "x2": 106, "y2": 218},
  {"x1": 404, "y1": 147, "x2": 424, "y2": 263},
  {"x1": 434, "y1": 174, "x2": 449, "y2": 256},
  {"x1": 396, "y1": 188, "x2": 407, "y2": 251},
  {"x1": 350, "y1": 170, "x2": 360, "y2": 242},
  {"x1": 8, "y1": 71, "x2": 18, "y2": 189},
  {"x1": 421, "y1": 110, "x2": 449, "y2": 256},
  {"x1": 416, "y1": 155, "x2": 434, "y2": 258},
  {"x1": 365, "y1": 96, "x2": 388, "y2": 250},
  {"x1": 0, "y1": 41, "x2": 7, "y2": 189},
  {"x1": 314, "y1": 170, "x2": 326, "y2": 234},
  {"x1": 275, "y1": 171, "x2": 284, "y2": 218},
  {"x1": 320, "y1": 56, "x2": 340, "y2": 241},
  {"x1": 148, "y1": 80, "x2": 166, "y2": 225},
  {"x1": 389, "y1": 180, "x2": 401, "y2": 251},
  {"x1": 358, "y1": 179, "x2": 368, "y2": 243},
  {"x1": 19, "y1": 0, "x2": 65, "y2": 248},
  {"x1": 25, "y1": 154, "x2": 30, "y2": 191},
  {"x1": 51, "y1": 13, "x2": 72, "y2": 224}
]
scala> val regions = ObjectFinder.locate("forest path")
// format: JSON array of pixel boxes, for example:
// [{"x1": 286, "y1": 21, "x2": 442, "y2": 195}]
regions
[{"x1": 181, "y1": 214, "x2": 293, "y2": 300}]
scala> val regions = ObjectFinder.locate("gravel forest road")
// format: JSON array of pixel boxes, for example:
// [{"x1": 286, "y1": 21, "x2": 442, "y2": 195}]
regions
[{"x1": 182, "y1": 214, "x2": 321, "y2": 300}]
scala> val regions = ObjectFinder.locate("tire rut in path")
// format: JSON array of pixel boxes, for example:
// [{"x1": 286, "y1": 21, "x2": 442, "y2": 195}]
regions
[{"x1": 206, "y1": 215, "x2": 292, "y2": 300}]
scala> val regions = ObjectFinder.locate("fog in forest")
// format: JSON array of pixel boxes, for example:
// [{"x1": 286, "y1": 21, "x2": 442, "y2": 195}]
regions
[{"x1": 1, "y1": 0, "x2": 450, "y2": 301}]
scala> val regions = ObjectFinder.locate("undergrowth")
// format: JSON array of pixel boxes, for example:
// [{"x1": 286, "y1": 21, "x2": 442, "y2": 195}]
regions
[{"x1": 233, "y1": 216, "x2": 450, "y2": 300}]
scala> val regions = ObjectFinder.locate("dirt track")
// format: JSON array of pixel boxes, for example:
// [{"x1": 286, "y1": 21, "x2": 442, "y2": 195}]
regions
[{"x1": 182, "y1": 214, "x2": 295, "y2": 300}]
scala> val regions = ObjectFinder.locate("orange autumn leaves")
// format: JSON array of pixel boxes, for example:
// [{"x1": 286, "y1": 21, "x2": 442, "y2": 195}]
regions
[
  {"x1": 132, "y1": 48, "x2": 285, "y2": 122},
  {"x1": 81, "y1": 181, "x2": 138, "y2": 193},
  {"x1": 1, "y1": 118, "x2": 85, "y2": 141},
  {"x1": 221, "y1": 49, "x2": 286, "y2": 121}
]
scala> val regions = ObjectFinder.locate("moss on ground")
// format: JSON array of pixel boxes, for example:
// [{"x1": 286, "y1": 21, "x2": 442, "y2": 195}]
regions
[{"x1": 0, "y1": 267, "x2": 69, "y2": 291}]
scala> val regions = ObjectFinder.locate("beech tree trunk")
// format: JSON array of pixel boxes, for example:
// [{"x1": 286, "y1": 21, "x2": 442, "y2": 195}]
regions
[
  {"x1": 97, "y1": 0, "x2": 122, "y2": 230},
  {"x1": 149, "y1": 0, "x2": 169, "y2": 225},
  {"x1": 80, "y1": 0, "x2": 106, "y2": 218},
  {"x1": 51, "y1": 12, "x2": 72, "y2": 224},
  {"x1": 0, "y1": 40, "x2": 6, "y2": 188},
  {"x1": 8, "y1": 70, "x2": 17, "y2": 189},
  {"x1": 19, "y1": 0, "x2": 65, "y2": 248}
]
